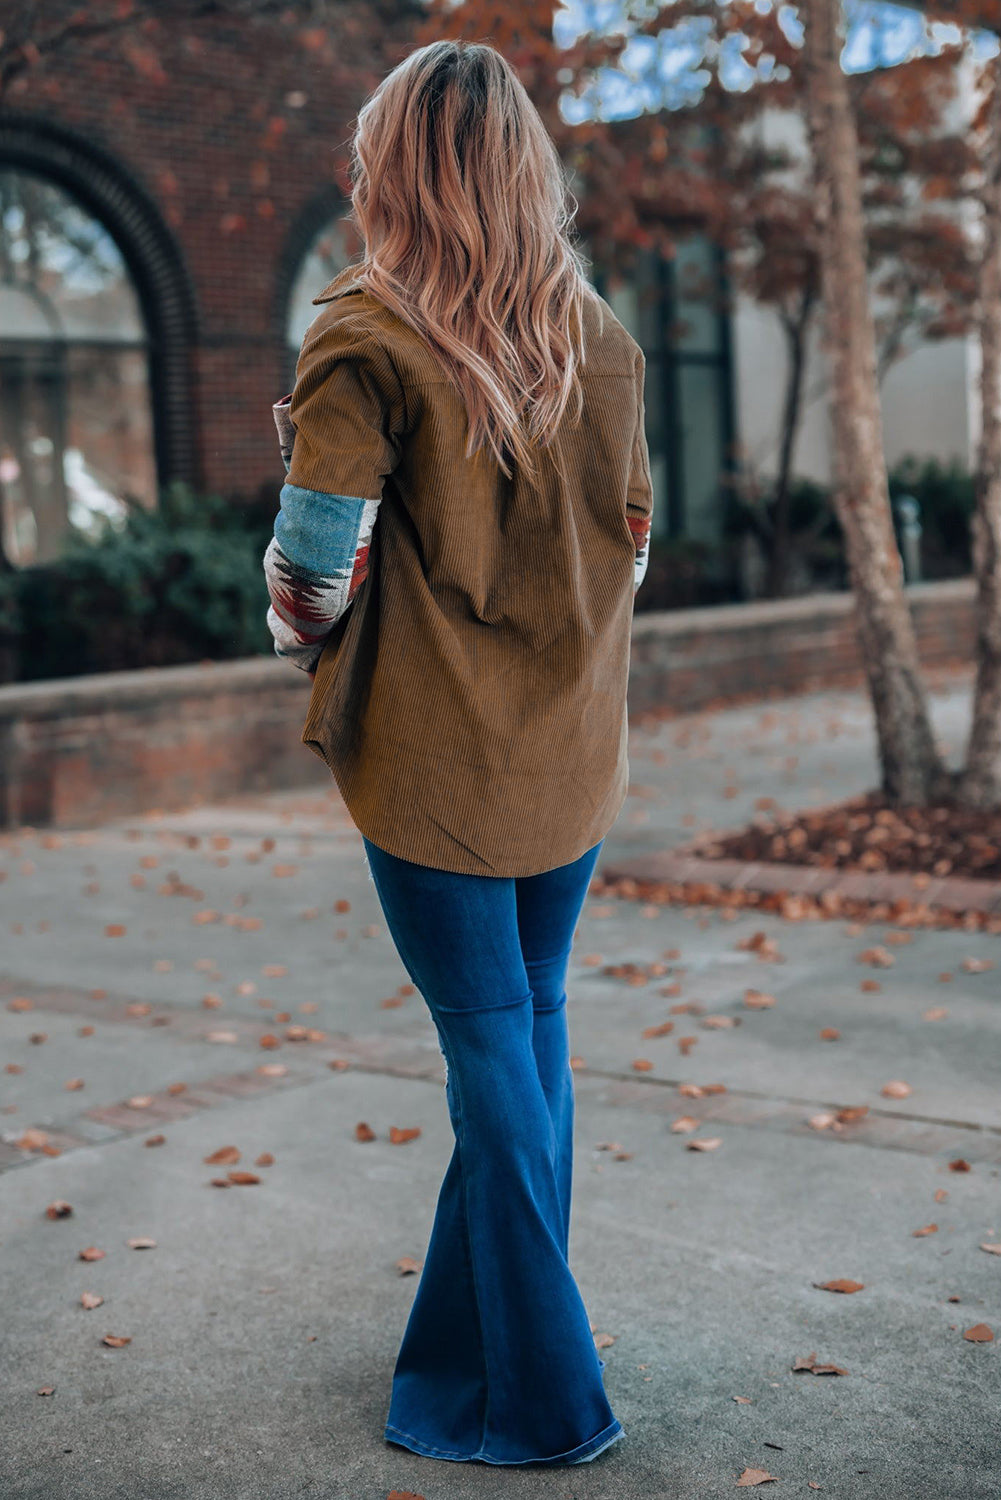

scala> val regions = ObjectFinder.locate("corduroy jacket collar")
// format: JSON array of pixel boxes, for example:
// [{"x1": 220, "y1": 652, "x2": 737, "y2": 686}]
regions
[{"x1": 310, "y1": 264, "x2": 366, "y2": 305}]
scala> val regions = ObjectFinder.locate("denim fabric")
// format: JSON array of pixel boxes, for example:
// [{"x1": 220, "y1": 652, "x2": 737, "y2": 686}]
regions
[{"x1": 361, "y1": 834, "x2": 626, "y2": 1467}]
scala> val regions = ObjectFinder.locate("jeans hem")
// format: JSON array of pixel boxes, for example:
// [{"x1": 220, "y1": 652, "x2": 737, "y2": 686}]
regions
[{"x1": 383, "y1": 1416, "x2": 625, "y2": 1466}]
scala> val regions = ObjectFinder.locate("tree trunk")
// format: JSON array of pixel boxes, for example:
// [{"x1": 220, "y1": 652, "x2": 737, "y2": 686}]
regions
[
  {"x1": 957, "y1": 52, "x2": 1001, "y2": 808},
  {"x1": 801, "y1": 0, "x2": 947, "y2": 805}
]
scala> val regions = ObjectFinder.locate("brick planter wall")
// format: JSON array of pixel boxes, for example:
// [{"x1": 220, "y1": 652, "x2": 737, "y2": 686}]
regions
[
  {"x1": 0, "y1": 579, "x2": 976, "y2": 831},
  {"x1": 628, "y1": 577, "x2": 974, "y2": 718}
]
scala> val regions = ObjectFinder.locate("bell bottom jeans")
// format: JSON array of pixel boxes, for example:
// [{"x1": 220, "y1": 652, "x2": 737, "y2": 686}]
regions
[{"x1": 361, "y1": 834, "x2": 625, "y2": 1467}]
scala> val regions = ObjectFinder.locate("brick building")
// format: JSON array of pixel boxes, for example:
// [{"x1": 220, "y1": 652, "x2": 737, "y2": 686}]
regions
[{"x1": 0, "y1": 12, "x2": 397, "y2": 566}]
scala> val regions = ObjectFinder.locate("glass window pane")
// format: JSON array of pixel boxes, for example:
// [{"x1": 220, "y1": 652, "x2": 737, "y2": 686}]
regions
[
  {"x1": 671, "y1": 236, "x2": 722, "y2": 356},
  {"x1": 0, "y1": 168, "x2": 156, "y2": 566},
  {"x1": 286, "y1": 211, "x2": 357, "y2": 351},
  {"x1": 0, "y1": 169, "x2": 145, "y2": 342},
  {"x1": 679, "y1": 362, "x2": 727, "y2": 544}
]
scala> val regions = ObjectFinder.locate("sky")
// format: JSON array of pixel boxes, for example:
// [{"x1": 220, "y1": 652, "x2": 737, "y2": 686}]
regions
[{"x1": 552, "y1": 0, "x2": 1001, "y2": 122}]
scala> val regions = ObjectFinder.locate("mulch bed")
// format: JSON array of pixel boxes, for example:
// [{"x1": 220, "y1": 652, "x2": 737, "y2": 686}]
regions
[{"x1": 686, "y1": 791, "x2": 1001, "y2": 883}]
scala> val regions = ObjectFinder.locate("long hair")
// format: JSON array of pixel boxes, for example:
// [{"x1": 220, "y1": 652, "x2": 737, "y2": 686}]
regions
[{"x1": 342, "y1": 39, "x2": 597, "y2": 480}]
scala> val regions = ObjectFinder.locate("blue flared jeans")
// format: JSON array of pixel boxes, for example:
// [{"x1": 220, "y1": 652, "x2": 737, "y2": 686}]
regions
[{"x1": 361, "y1": 834, "x2": 625, "y2": 1467}]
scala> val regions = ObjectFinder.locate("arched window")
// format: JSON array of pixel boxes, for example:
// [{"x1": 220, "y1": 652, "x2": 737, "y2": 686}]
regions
[
  {"x1": 0, "y1": 168, "x2": 157, "y2": 567},
  {"x1": 284, "y1": 209, "x2": 357, "y2": 385}
]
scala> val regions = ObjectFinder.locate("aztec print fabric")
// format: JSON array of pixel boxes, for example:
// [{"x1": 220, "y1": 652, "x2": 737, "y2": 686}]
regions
[
  {"x1": 267, "y1": 264, "x2": 654, "y2": 877},
  {"x1": 264, "y1": 394, "x2": 378, "y2": 673}
]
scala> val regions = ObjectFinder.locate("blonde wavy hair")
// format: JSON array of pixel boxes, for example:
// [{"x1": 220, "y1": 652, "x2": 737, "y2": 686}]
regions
[{"x1": 343, "y1": 38, "x2": 597, "y2": 480}]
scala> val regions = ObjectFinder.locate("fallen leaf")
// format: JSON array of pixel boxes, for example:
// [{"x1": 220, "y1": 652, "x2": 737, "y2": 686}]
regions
[
  {"x1": 641, "y1": 1020, "x2": 675, "y2": 1038},
  {"x1": 204, "y1": 1146, "x2": 240, "y2": 1165},
  {"x1": 686, "y1": 1136, "x2": 722, "y2": 1152},
  {"x1": 814, "y1": 1279, "x2": 865, "y2": 1294},
  {"x1": 808, "y1": 1113, "x2": 837, "y2": 1131},
  {"x1": 960, "y1": 957, "x2": 995, "y2": 973},
  {"x1": 819, "y1": 1028, "x2": 841, "y2": 1042},
  {"x1": 948, "y1": 1158, "x2": 972, "y2": 1172},
  {"x1": 732, "y1": 1394, "x2": 753, "y2": 1404},
  {"x1": 881, "y1": 1080, "x2": 912, "y2": 1099},
  {"x1": 389, "y1": 1126, "x2": 421, "y2": 1145},
  {"x1": 78, "y1": 1247, "x2": 105, "y2": 1262},
  {"x1": 102, "y1": 1334, "x2": 132, "y2": 1347},
  {"x1": 737, "y1": 1469, "x2": 779, "y2": 1486},
  {"x1": 632, "y1": 1058, "x2": 654, "y2": 1071},
  {"x1": 227, "y1": 1170, "x2": 260, "y2": 1185},
  {"x1": 80, "y1": 1292, "x2": 103, "y2": 1309},
  {"x1": 923, "y1": 1007, "x2": 948, "y2": 1022},
  {"x1": 45, "y1": 1201, "x2": 73, "y2": 1220},
  {"x1": 670, "y1": 1116, "x2": 700, "y2": 1133},
  {"x1": 857, "y1": 946, "x2": 895, "y2": 967},
  {"x1": 979, "y1": 1243, "x2": 1001, "y2": 1255},
  {"x1": 396, "y1": 1257, "x2": 421, "y2": 1275},
  {"x1": 127, "y1": 1237, "x2": 157, "y2": 1250},
  {"x1": 354, "y1": 1122, "x2": 376, "y2": 1142},
  {"x1": 593, "y1": 1331, "x2": 615, "y2": 1348},
  {"x1": 743, "y1": 989, "x2": 776, "y2": 1009},
  {"x1": 963, "y1": 1323, "x2": 994, "y2": 1342},
  {"x1": 36, "y1": 1386, "x2": 55, "y2": 1396},
  {"x1": 912, "y1": 1224, "x2": 938, "y2": 1237}
]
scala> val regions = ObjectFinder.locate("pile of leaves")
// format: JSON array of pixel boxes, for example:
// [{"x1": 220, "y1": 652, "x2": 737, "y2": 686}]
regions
[{"x1": 687, "y1": 792, "x2": 1001, "y2": 884}]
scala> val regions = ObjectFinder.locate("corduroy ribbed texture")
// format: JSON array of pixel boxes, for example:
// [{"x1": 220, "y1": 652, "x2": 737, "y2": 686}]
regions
[{"x1": 289, "y1": 264, "x2": 654, "y2": 877}]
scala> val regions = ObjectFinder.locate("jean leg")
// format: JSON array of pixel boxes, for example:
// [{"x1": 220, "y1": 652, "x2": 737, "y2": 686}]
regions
[
  {"x1": 516, "y1": 839, "x2": 604, "y2": 1259},
  {"x1": 362, "y1": 837, "x2": 622, "y2": 1466}
]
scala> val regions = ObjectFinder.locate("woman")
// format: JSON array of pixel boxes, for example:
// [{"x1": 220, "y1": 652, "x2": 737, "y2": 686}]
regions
[{"x1": 264, "y1": 37, "x2": 653, "y2": 1468}]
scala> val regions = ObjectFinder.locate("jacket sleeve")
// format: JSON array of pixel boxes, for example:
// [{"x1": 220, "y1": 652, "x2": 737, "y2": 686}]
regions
[
  {"x1": 264, "y1": 309, "x2": 407, "y2": 674},
  {"x1": 626, "y1": 348, "x2": 654, "y2": 597}
]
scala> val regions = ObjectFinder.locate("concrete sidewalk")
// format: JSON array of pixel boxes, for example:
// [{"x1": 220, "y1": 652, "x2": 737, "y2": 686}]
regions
[{"x1": 2, "y1": 672, "x2": 998, "y2": 1499}]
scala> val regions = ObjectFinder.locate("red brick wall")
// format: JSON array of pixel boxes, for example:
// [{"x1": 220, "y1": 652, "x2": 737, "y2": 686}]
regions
[
  {"x1": 0, "y1": 581, "x2": 977, "y2": 831},
  {"x1": 2, "y1": 13, "x2": 392, "y2": 501}
]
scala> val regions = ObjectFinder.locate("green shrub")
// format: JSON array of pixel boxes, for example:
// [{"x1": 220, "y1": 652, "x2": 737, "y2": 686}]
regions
[{"x1": 10, "y1": 480, "x2": 276, "y2": 682}]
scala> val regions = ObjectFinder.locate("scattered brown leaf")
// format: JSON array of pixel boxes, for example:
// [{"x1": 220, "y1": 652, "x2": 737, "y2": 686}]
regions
[{"x1": 204, "y1": 1146, "x2": 240, "y2": 1165}]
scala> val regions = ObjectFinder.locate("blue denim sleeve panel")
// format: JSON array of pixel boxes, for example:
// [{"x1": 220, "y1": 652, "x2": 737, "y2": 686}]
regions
[{"x1": 263, "y1": 480, "x2": 381, "y2": 673}]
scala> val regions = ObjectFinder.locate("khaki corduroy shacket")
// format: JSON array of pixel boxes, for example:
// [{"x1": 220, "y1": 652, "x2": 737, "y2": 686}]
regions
[{"x1": 287, "y1": 265, "x2": 654, "y2": 877}]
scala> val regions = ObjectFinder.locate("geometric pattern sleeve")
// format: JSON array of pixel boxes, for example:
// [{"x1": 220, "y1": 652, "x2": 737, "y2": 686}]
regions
[{"x1": 263, "y1": 311, "x2": 404, "y2": 673}]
